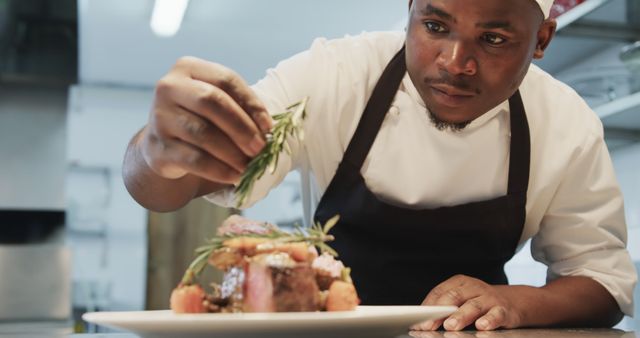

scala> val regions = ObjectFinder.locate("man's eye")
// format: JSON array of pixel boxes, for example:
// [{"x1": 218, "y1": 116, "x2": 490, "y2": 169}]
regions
[
  {"x1": 424, "y1": 21, "x2": 447, "y2": 33},
  {"x1": 482, "y1": 34, "x2": 506, "y2": 45}
]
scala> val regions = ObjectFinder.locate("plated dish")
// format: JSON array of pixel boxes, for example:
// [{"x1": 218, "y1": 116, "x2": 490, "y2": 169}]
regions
[{"x1": 170, "y1": 214, "x2": 359, "y2": 314}]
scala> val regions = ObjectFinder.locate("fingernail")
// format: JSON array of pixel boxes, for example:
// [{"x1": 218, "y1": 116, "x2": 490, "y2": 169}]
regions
[
  {"x1": 249, "y1": 134, "x2": 265, "y2": 155},
  {"x1": 444, "y1": 318, "x2": 458, "y2": 330},
  {"x1": 477, "y1": 318, "x2": 489, "y2": 330}
]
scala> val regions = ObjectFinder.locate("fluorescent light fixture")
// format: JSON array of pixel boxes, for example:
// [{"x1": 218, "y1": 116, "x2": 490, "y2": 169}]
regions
[{"x1": 150, "y1": 0, "x2": 189, "y2": 38}]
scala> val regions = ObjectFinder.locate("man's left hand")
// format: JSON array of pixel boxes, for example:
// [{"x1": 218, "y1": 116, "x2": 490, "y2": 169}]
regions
[{"x1": 412, "y1": 274, "x2": 523, "y2": 331}]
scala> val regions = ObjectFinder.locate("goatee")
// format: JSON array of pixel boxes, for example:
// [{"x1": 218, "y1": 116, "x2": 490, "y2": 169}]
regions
[{"x1": 428, "y1": 111, "x2": 471, "y2": 132}]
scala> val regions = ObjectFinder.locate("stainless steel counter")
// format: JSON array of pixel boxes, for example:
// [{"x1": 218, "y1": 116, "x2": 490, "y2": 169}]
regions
[{"x1": 0, "y1": 329, "x2": 636, "y2": 338}]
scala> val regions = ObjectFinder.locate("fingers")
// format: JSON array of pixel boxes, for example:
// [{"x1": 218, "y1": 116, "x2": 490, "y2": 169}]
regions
[
  {"x1": 417, "y1": 275, "x2": 521, "y2": 332},
  {"x1": 176, "y1": 56, "x2": 273, "y2": 133},
  {"x1": 156, "y1": 75, "x2": 266, "y2": 158},
  {"x1": 422, "y1": 275, "x2": 484, "y2": 307},
  {"x1": 475, "y1": 306, "x2": 513, "y2": 331},
  {"x1": 422, "y1": 275, "x2": 486, "y2": 329},
  {"x1": 141, "y1": 130, "x2": 241, "y2": 184},
  {"x1": 443, "y1": 296, "x2": 491, "y2": 331},
  {"x1": 155, "y1": 106, "x2": 250, "y2": 173},
  {"x1": 419, "y1": 276, "x2": 522, "y2": 332}
]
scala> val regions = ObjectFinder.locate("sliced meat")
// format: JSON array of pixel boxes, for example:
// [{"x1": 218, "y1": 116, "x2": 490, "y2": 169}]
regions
[
  {"x1": 243, "y1": 260, "x2": 275, "y2": 312},
  {"x1": 312, "y1": 253, "x2": 345, "y2": 290},
  {"x1": 243, "y1": 254, "x2": 321, "y2": 312},
  {"x1": 271, "y1": 264, "x2": 320, "y2": 312}
]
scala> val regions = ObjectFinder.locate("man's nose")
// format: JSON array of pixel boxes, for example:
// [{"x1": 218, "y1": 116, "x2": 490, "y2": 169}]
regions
[{"x1": 437, "y1": 40, "x2": 477, "y2": 76}]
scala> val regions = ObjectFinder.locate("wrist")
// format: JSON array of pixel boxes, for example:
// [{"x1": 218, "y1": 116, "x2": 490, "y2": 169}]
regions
[
  {"x1": 496, "y1": 284, "x2": 551, "y2": 328},
  {"x1": 124, "y1": 128, "x2": 196, "y2": 211}
]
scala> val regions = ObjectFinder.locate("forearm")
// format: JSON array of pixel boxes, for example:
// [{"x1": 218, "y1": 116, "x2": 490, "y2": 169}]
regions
[
  {"x1": 504, "y1": 276, "x2": 623, "y2": 328},
  {"x1": 122, "y1": 128, "x2": 229, "y2": 212}
]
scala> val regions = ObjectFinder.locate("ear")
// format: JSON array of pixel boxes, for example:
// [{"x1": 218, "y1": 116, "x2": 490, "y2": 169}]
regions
[
  {"x1": 408, "y1": 0, "x2": 413, "y2": 10},
  {"x1": 533, "y1": 19, "x2": 557, "y2": 59}
]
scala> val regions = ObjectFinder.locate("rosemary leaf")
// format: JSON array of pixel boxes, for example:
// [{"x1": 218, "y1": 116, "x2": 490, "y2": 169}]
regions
[
  {"x1": 322, "y1": 215, "x2": 340, "y2": 234},
  {"x1": 316, "y1": 242, "x2": 339, "y2": 257},
  {"x1": 234, "y1": 97, "x2": 308, "y2": 208},
  {"x1": 181, "y1": 250, "x2": 212, "y2": 285}
]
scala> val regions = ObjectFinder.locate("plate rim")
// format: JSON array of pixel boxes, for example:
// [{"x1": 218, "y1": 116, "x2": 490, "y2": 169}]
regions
[
  {"x1": 83, "y1": 305, "x2": 458, "y2": 323},
  {"x1": 82, "y1": 305, "x2": 458, "y2": 335}
]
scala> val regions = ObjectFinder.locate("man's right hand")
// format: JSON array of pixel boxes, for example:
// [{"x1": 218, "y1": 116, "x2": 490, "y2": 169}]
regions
[
  {"x1": 141, "y1": 56, "x2": 272, "y2": 184},
  {"x1": 123, "y1": 56, "x2": 273, "y2": 211}
]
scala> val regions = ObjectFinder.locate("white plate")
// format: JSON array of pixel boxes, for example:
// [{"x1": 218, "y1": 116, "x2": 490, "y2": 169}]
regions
[{"x1": 83, "y1": 305, "x2": 457, "y2": 338}]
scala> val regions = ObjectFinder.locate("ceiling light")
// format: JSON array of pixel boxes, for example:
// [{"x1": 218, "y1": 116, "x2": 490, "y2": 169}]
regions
[{"x1": 150, "y1": 0, "x2": 189, "y2": 38}]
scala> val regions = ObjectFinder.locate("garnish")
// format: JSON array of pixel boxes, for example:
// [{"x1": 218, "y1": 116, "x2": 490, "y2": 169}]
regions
[
  {"x1": 234, "y1": 97, "x2": 308, "y2": 208},
  {"x1": 181, "y1": 214, "x2": 340, "y2": 285}
]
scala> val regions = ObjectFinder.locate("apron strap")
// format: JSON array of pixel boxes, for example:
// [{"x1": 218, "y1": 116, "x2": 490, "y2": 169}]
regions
[
  {"x1": 343, "y1": 46, "x2": 407, "y2": 169},
  {"x1": 506, "y1": 91, "x2": 530, "y2": 195}
]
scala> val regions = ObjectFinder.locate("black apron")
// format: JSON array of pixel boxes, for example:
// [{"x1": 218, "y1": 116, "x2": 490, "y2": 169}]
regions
[{"x1": 314, "y1": 46, "x2": 530, "y2": 305}]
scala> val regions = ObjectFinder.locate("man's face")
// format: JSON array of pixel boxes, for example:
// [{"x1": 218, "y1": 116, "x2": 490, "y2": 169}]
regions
[{"x1": 406, "y1": 0, "x2": 547, "y2": 126}]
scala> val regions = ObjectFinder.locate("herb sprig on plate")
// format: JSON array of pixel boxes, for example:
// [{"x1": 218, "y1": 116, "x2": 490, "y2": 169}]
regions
[{"x1": 181, "y1": 214, "x2": 339, "y2": 285}]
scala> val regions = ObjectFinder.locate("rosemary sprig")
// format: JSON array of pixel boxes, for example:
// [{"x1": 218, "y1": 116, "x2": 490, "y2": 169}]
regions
[
  {"x1": 180, "y1": 214, "x2": 340, "y2": 285},
  {"x1": 234, "y1": 97, "x2": 308, "y2": 208}
]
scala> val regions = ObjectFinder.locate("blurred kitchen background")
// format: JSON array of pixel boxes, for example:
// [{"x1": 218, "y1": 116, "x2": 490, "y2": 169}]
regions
[{"x1": 0, "y1": 0, "x2": 638, "y2": 334}]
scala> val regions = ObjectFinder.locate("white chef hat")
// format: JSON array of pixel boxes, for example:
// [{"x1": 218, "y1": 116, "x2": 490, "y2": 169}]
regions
[{"x1": 534, "y1": 0, "x2": 554, "y2": 19}]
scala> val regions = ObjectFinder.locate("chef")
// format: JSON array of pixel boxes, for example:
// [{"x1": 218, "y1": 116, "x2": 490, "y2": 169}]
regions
[{"x1": 123, "y1": 0, "x2": 637, "y2": 331}]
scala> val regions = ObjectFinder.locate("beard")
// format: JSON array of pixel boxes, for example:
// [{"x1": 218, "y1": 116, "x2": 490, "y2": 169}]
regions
[
  {"x1": 421, "y1": 74, "x2": 477, "y2": 132},
  {"x1": 428, "y1": 110, "x2": 471, "y2": 132}
]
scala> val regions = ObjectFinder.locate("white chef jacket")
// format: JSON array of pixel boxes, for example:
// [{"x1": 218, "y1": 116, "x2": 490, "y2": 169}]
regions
[{"x1": 206, "y1": 31, "x2": 637, "y2": 316}]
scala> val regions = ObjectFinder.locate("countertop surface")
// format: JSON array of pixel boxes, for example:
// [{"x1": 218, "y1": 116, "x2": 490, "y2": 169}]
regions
[{"x1": 0, "y1": 329, "x2": 636, "y2": 338}]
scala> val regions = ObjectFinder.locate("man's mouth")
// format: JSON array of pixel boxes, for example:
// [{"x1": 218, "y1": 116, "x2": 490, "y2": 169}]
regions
[
  {"x1": 429, "y1": 84, "x2": 476, "y2": 107},
  {"x1": 431, "y1": 84, "x2": 476, "y2": 97}
]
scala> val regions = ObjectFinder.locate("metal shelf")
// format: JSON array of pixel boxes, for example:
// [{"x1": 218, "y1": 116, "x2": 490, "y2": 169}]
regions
[
  {"x1": 597, "y1": 91, "x2": 640, "y2": 128},
  {"x1": 560, "y1": 64, "x2": 639, "y2": 133},
  {"x1": 598, "y1": 91, "x2": 640, "y2": 120},
  {"x1": 553, "y1": 0, "x2": 640, "y2": 147},
  {"x1": 556, "y1": 0, "x2": 614, "y2": 31}
]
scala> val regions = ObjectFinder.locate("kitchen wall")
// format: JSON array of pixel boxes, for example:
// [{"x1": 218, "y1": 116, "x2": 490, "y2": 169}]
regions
[
  {"x1": 66, "y1": 85, "x2": 150, "y2": 312},
  {"x1": 612, "y1": 143, "x2": 640, "y2": 329},
  {"x1": 0, "y1": 84, "x2": 67, "y2": 210},
  {"x1": 0, "y1": 83, "x2": 70, "y2": 325},
  {"x1": 613, "y1": 144, "x2": 640, "y2": 258}
]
